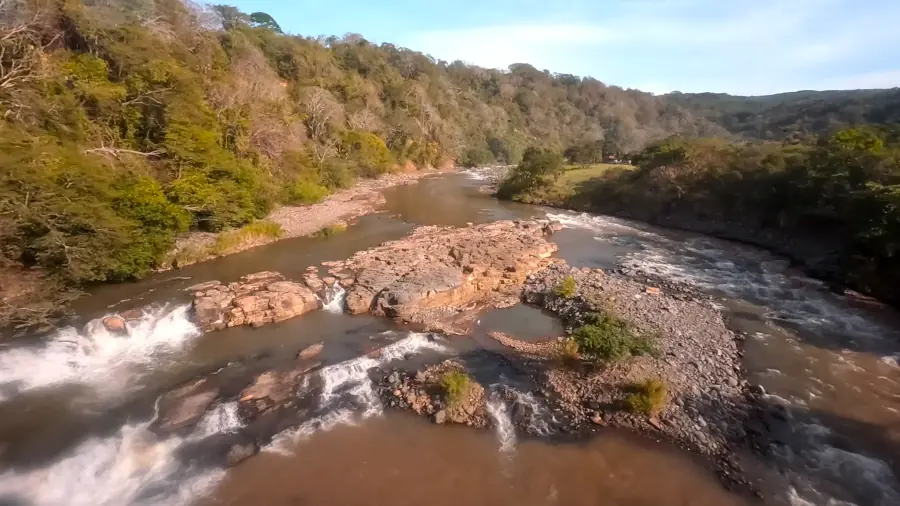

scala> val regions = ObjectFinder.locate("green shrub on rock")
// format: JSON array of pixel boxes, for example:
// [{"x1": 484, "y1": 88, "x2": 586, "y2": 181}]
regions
[
  {"x1": 554, "y1": 275, "x2": 577, "y2": 298},
  {"x1": 571, "y1": 312, "x2": 658, "y2": 363},
  {"x1": 440, "y1": 370, "x2": 472, "y2": 408},
  {"x1": 624, "y1": 378, "x2": 668, "y2": 415}
]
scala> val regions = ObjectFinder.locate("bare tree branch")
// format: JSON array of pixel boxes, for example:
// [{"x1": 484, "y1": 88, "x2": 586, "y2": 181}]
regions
[{"x1": 84, "y1": 146, "x2": 164, "y2": 158}]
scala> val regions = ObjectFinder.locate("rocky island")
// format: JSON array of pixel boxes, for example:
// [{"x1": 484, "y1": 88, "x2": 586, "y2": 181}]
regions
[{"x1": 139, "y1": 218, "x2": 756, "y2": 491}]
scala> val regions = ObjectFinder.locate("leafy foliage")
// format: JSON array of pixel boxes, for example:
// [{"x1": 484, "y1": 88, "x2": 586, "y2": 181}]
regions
[
  {"x1": 497, "y1": 147, "x2": 565, "y2": 200},
  {"x1": 667, "y1": 89, "x2": 900, "y2": 142},
  {"x1": 587, "y1": 127, "x2": 900, "y2": 307},
  {"x1": 571, "y1": 312, "x2": 659, "y2": 363},
  {"x1": 624, "y1": 379, "x2": 668, "y2": 415}
]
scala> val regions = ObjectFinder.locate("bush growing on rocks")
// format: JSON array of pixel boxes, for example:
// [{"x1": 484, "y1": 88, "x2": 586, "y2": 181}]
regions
[
  {"x1": 312, "y1": 222, "x2": 348, "y2": 238},
  {"x1": 572, "y1": 312, "x2": 658, "y2": 363},
  {"x1": 554, "y1": 275, "x2": 577, "y2": 298},
  {"x1": 440, "y1": 370, "x2": 472, "y2": 408},
  {"x1": 624, "y1": 378, "x2": 668, "y2": 415}
]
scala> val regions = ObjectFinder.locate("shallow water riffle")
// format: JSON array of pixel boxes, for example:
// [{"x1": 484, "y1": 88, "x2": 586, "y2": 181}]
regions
[
  {"x1": 202, "y1": 413, "x2": 749, "y2": 506},
  {"x1": 545, "y1": 209, "x2": 900, "y2": 506}
]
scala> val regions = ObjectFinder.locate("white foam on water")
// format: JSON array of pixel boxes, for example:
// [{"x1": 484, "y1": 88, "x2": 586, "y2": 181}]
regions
[
  {"x1": 880, "y1": 355, "x2": 900, "y2": 369},
  {"x1": 264, "y1": 408, "x2": 357, "y2": 456},
  {"x1": 0, "y1": 305, "x2": 201, "y2": 402},
  {"x1": 506, "y1": 387, "x2": 555, "y2": 436},
  {"x1": 0, "y1": 420, "x2": 224, "y2": 506},
  {"x1": 546, "y1": 211, "x2": 650, "y2": 237},
  {"x1": 193, "y1": 401, "x2": 244, "y2": 439},
  {"x1": 321, "y1": 282, "x2": 346, "y2": 314},
  {"x1": 463, "y1": 166, "x2": 508, "y2": 181},
  {"x1": 265, "y1": 332, "x2": 449, "y2": 455},
  {"x1": 549, "y1": 209, "x2": 900, "y2": 506},
  {"x1": 809, "y1": 447, "x2": 900, "y2": 505},
  {"x1": 486, "y1": 391, "x2": 517, "y2": 452},
  {"x1": 549, "y1": 211, "x2": 900, "y2": 344}
]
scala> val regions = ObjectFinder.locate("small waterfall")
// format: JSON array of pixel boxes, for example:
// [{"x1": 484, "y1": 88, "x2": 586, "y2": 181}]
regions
[
  {"x1": 322, "y1": 282, "x2": 347, "y2": 314},
  {"x1": 506, "y1": 388, "x2": 555, "y2": 436},
  {"x1": 0, "y1": 405, "x2": 229, "y2": 506},
  {"x1": 486, "y1": 391, "x2": 517, "y2": 452},
  {"x1": 265, "y1": 332, "x2": 449, "y2": 454},
  {"x1": 0, "y1": 304, "x2": 201, "y2": 401}
]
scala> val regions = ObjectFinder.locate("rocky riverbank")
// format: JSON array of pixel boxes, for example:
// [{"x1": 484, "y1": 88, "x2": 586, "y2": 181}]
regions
[
  {"x1": 374, "y1": 259, "x2": 756, "y2": 491},
  {"x1": 522, "y1": 264, "x2": 751, "y2": 480}
]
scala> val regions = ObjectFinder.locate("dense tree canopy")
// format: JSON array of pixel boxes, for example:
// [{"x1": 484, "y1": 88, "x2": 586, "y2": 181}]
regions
[
  {"x1": 1, "y1": 0, "x2": 899, "y2": 326},
  {"x1": 500, "y1": 127, "x2": 900, "y2": 306}
]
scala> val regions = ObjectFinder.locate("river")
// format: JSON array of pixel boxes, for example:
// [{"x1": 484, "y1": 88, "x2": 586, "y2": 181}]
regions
[{"x1": 0, "y1": 172, "x2": 897, "y2": 506}]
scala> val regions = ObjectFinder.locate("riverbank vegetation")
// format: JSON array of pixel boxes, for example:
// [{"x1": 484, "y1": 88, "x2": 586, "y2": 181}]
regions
[
  {"x1": 0, "y1": 0, "x2": 731, "y2": 328},
  {"x1": 500, "y1": 127, "x2": 900, "y2": 306},
  {"x1": 2, "y1": 1, "x2": 899, "y2": 329}
]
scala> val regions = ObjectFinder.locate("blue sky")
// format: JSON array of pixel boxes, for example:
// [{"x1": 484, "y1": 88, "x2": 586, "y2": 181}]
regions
[{"x1": 227, "y1": 0, "x2": 900, "y2": 96}]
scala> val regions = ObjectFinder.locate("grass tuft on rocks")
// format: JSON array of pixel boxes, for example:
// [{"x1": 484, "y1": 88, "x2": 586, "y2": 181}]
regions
[
  {"x1": 312, "y1": 222, "x2": 349, "y2": 238},
  {"x1": 571, "y1": 311, "x2": 658, "y2": 363},
  {"x1": 440, "y1": 370, "x2": 472, "y2": 408},
  {"x1": 554, "y1": 275, "x2": 577, "y2": 298},
  {"x1": 624, "y1": 378, "x2": 668, "y2": 415}
]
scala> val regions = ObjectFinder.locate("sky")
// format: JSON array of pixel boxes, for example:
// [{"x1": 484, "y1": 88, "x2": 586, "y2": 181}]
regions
[{"x1": 227, "y1": 0, "x2": 900, "y2": 96}]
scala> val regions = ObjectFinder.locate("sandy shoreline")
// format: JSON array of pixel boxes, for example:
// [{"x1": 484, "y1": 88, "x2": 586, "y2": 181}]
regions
[{"x1": 162, "y1": 170, "x2": 439, "y2": 271}]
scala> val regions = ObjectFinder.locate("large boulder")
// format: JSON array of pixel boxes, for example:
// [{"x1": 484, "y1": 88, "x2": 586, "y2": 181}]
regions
[
  {"x1": 101, "y1": 315, "x2": 128, "y2": 335},
  {"x1": 190, "y1": 272, "x2": 320, "y2": 331},
  {"x1": 332, "y1": 220, "x2": 557, "y2": 324},
  {"x1": 152, "y1": 379, "x2": 219, "y2": 435}
]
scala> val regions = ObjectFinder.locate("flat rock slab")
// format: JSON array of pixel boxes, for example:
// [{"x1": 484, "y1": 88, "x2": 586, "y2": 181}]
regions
[
  {"x1": 190, "y1": 271, "x2": 320, "y2": 331},
  {"x1": 330, "y1": 219, "x2": 559, "y2": 323}
]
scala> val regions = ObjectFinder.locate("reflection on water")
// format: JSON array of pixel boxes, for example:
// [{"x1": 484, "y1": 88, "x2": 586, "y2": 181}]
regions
[{"x1": 205, "y1": 414, "x2": 747, "y2": 506}]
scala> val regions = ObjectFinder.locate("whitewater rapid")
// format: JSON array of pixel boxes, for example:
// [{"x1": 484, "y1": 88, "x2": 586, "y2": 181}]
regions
[
  {"x1": 0, "y1": 401, "x2": 237, "y2": 506},
  {"x1": 0, "y1": 304, "x2": 201, "y2": 402},
  {"x1": 547, "y1": 210, "x2": 900, "y2": 506},
  {"x1": 265, "y1": 332, "x2": 450, "y2": 454},
  {"x1": 321, "y1": 282, "x2": 347, "y2": 314}
]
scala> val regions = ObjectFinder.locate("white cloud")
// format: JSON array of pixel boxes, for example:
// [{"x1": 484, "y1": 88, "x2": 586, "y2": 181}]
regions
[{"x1": 399, "y1": 0, "x2": 900, "y2": 94}]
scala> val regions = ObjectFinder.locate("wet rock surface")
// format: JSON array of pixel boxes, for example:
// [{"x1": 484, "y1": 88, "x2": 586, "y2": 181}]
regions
[
  {"x1": 328, "y1": 219, "x2": 558, "y2": 325},
  {"x1": 152, "y1": 378, "x2": 219, "y2": 435},
  {"x1": 189, "y1": 271, "x2": 320, "y2": 331}
]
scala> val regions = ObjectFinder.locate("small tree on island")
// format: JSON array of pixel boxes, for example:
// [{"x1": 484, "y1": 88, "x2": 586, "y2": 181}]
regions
[{"x1": 496, "y1": 147, "x2": 564, "y2": 199}]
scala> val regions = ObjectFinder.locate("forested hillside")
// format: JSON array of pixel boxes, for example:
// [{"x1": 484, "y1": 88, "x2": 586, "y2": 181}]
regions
[
  {"x1": 2, "y1": 0, "x2": 898, "y2": 328},
  {"x1": 668, "y1": 89, "x2": 900, "y2": 142},
  {"x1": 0, "y1": 0, "x2": 723, "y2": 328}
]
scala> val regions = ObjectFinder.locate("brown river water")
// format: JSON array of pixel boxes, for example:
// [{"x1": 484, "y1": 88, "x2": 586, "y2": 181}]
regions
[{"x1": 0, "y1": 171, "x2": 898, "y2": 506}]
